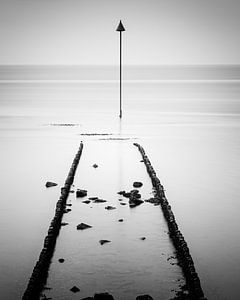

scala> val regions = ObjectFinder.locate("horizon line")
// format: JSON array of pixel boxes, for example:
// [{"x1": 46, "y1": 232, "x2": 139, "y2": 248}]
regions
[{"x1": 1, "y1": 63, "x2": 240, "y2": 67}]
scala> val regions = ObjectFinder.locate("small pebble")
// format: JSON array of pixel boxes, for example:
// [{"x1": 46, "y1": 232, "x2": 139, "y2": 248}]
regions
[
  {"x1": 105, "y1": 206, "x2": 116, "y2": 210},
  {"x1": 99, "y1": 239, "x2": 111, "y2": 245},
  {"x1": 82, "y1": 200, "x2": 91, "y2": 204},
  {"x1": 77, "y1": 223, "x2": 92, "y2": 230},
  {"x1": 70, "y1": 286, "x2": 80, "y2": 293}
]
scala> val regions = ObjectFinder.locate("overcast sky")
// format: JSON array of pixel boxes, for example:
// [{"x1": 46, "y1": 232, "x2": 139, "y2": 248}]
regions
[{"x1": 1, "y1": 0, "x2": 240, "y2": 65}]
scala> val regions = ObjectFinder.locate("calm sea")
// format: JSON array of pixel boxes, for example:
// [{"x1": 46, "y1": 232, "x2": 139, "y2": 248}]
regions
[{"x1": 0, "y1": 65, "x2": 240, "y2": 299}]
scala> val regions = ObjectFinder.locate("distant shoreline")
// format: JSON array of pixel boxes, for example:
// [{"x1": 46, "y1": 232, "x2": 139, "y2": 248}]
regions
[{"x1": 1, "y1": 65, "x2": 240, "y2": 81}]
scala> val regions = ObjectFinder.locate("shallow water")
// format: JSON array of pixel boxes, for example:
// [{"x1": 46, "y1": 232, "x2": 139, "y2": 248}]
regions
[
  {"x1": 44, "y1": 141, "x2": 183, "y2": 300},
  {"x1": 1, "y1": 66, "x2": 240, "y2": 299}
]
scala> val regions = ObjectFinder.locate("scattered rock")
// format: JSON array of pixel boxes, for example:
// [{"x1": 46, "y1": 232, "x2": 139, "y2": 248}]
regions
[
  {"x1": 94, "y1": 292, "x2": 115, "y2": 299},
  {"x1": 133, "y1": 182, "x2": 143, "y2": 188},
  {"x1": 131, "y1": 189, "x2": 140, "y2": 195},
  {"x1": 93, "y1": 198, "x2": 107, "y2": 203},
  {"x1": 133, "y1": 192, "x2": 141, "y2": 199},
  {"x1": 117, "y1": 191, "x2": 125, "y2": 195},
  {"x1": 70, "y1": 190, "x2": 75, "y2": 193},
  {"x1": 118, "y1": 219, "x2": 124, "y2": 222},
  {"x1": 76, "y1": 189, "x2": 87, "y2": 197},
  {"x1": 89, "y1": 197, "x2": 99, "y2": 200},
  {"x1": 99, "y1": 240, "x2": 111, "y2": 245},
  {"x1": 120, "y1": 203, "x2": 126, "y2": 206},
  {"x1": 70, "y1": 286, "x2": 80, "y2": 293},
  {"x1": 58, "y1": 258, "x2": 65, "y2": 263},
  {"x1": 140, "y1": 237, "x2": 146, "y2": 240},
  {"x1": 82, "y1": 200, "x2": 91, "y2": 204},
  {"x1": 80, "y1": 297, "x2": 94, "y2": 300},
  {"x1": 77, "y1": 223, "x2": 92, "y2": 230},
  {"x1": 118, "y1": 191, "x2": 130, "y2": 198},
  {"x1": 129, "y1": 198, "x2": 144, "y2": 208},
  {"x1": 66, "y1": 203, "x2": 72, "y2": 206},
  {"x1": 61, "y1": 222, "x2": 69, "y2": 226},
  {"x1": 136, "y1": 295, "x2": 154, "y2": 300},
  {"x1": 105, "y1": 206, "x2": 116, "y2": 210},
  {"x1": 45, "y1": 181, "x2": 57, "y2": 188},
  {"x1": 93, "y1": 164, "x2": 98, "y2": 168}
]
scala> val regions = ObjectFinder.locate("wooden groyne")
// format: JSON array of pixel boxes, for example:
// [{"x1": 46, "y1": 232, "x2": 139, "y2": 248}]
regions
[
  {"x1": 134, "y1": 143, "x2": 206, "y2": 300},
  {"x1": 22, "y1": 142, "x2": 84, "y2": 300}
]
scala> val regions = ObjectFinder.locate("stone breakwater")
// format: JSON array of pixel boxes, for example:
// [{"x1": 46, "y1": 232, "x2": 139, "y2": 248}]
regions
[
  {"x1": 133, "y1": 143, "x2": 206, "y2": 300},
  {"x1": 22, "y1": 142, "x2": 84, "y2": 300}
]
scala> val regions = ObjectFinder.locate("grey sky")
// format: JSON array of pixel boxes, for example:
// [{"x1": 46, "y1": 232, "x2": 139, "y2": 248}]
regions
[{"x1": 0, "y1": 0, "x2": 240, "y2": 65}]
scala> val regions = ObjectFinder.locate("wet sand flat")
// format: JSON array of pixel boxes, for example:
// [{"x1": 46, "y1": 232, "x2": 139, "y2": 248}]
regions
[{"x1": 43, "y1": 141, "x2": 184, "y2": 300}]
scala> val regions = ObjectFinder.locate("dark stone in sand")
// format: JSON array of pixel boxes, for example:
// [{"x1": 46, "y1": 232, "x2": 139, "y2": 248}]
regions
[
  {"x1": 76, "y1": 189, "x2": 87, "y2": 197},
  {"x1": 129, "y1": 198, "x2": 144, "y2": 208},
  {"x1": 45, "y1": 181, "x2": 58, "y2": 188},
  {"x1": 94, "y1": 292, "x2": 114, "y2": 299},
  {"x1": 136, "y1": 295, "x2": 153, "y2": 300},
  {"x1": 80, "y1": 297, "x2": 94, "y2": 300},
  {"x1": 117, "y1": 191, "x2": 126, "y2": 195},
  {"x1": 120, "y1": 203, "x2": 126, "y2": 206},
  {"x1": 140, "y1": 237, "x2": 146, "y2": 240},
  {"x1": 70, "y1": 190, "x2": 75, "y2": 193},
  {"x1": 77, "y1": 223, "x2": 92, "y2": 230},
  {"x1": 133, "y1": 181, "x2": 143, "y2": 188},
  {"x1": 82, "y1": 200, "x2": 91, "y2": 204},
  {"x1": 105, "y1": 206, "x2": 116, "y2": 210},
  {"x1": 118, "y1": 219, "x2": 124, "y2": 222},
  {"x1": 93, "y1": 198, "x2": 107, "y2": 203},
  {"x1": 131, "y1": 189, "x2": 140, "y2": 195},
  {"x1": 58, "y1": 258, "x2": 65, "y2": 263},
  {"x1": 66, "y1": 204, "x2": 72, "y2": 206},
  {"x1": 61, "y1": 222, "x2": 69, "y2": 226},
  {"x1": 89, "y1": 197, "x2": 99, "y2": 200},
  {"x1": 93, "y1": 164, "x2": 98, "y2": 168},
  {"x1": 134, "y1": 193, "x2": 141, "y2": 199},
  {"x1": 70, "y1": 286, "x2": 80, "y2": 293},
  {"x1": 99, "y1": 240, "x2": 111, "y2": 245},
  {"x1": 118, "y1": 190, "x2": 131, "y2": 198}
]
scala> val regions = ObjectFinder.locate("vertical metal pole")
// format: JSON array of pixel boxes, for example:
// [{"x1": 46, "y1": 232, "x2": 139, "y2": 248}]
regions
[{"x1": 119, "y1": 31, "x2": 122, "y2": 118}]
